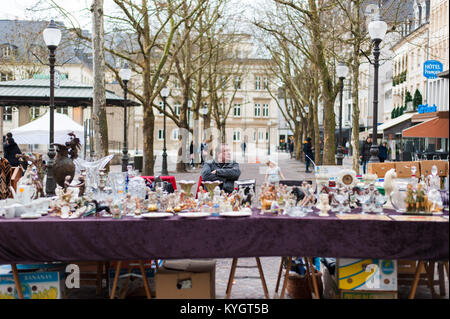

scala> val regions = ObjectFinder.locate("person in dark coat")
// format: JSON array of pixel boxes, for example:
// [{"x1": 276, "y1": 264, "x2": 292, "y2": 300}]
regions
[
  {"x1": 378, "y1": 142, "x2": 388, "y2": 163},
  {"x1": 189, "y1": 141, "x2": 194, "y2": 167},
  {"x1": 3, "y1": 132, "x2": 22, "y2": 167},
  {"x1": 289, "y1": 139, "x2": 294, "y2": 158},
  {"x1": 303, "y1": 137, "x2": 314, "y2": 173},
  {"x1": 360, "y1": 137, "x2": 372, "y2": 174},
  {"x1": 201, "y1": 144, "x2": 241, "y2": 193}
]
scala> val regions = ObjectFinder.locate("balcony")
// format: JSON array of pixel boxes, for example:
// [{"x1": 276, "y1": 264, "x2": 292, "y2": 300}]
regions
[{"x1": 393, "y1": 71, "x2": 407, "y2": 87}]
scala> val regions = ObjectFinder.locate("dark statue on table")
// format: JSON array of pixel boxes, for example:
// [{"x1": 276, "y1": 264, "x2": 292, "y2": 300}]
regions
[{"x1": 53, "y1": 132, "x2": 81, "y2": 188}]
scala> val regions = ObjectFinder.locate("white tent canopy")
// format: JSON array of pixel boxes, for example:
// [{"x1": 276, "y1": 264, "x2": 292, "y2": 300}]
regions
[{"x1": 10, "y1": 111, "x2": 85, "y2": 145}]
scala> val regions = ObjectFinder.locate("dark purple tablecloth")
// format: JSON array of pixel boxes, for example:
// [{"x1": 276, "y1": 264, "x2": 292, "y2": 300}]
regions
[{"x1": 0, "y1": 209, "x2": 448, "y2": 264}]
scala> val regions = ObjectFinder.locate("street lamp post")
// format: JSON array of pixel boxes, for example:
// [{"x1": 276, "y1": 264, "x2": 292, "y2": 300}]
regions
[
  {"x1": 267, "y1": 120, "x2": 272, "y2": 155},
  {"x1": 135, "y1": 123, "x2": 139, "y2": 155},
  {"x1": 161, "y1": 87, "x2": 170, "y2": 176},
  {"x1": 368, "y1": 14, "x2": 387, "y2": 163},
  {"x1": 119, "y1": 64, "x2": 131, "y2": 172},
  {"x1": 336, "y1": 63, "x2": 349, "y2": 166},
  {"x1": 43, "y1": 20, "x2": 61, "y2": 196}
]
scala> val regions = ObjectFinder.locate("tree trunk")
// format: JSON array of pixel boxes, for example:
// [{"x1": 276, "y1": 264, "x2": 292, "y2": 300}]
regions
[
  {"x1": 91, "y1": 0, "x2": 109, "y2": 159},
  {"x1": 143, "y1": 103, "x2": 155, "y2": 176},
  {"x1": 309, "y1": 0, "x2": 336, "y2": 165}
]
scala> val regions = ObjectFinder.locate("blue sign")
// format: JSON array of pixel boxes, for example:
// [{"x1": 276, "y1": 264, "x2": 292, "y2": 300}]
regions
[
  {"x1": 423, "y1": 60, "x2": 443, "y2": 79},
  {"x1": 418, "y1": 104, "x2": 437, "y2": 114}
]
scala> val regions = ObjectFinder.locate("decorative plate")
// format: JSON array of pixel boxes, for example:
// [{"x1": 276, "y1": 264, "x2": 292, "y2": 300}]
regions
[
  {"x1": 20, "y1": 213, "x2": 42, "y2": 219},
  {"x1": 141, "y1": 213, "x2": 173, "y2": 218},
  {"x1": 219, "y1": 211, "x2": 252, "y2": 217},
  {"x1": 178, "y1": 212, "x2": 211, "y2": 218}
]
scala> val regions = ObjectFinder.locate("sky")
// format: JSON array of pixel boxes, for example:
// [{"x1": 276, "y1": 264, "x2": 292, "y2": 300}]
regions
[{"x1": 0, "y1": 0, "x2": 258, "y2": 27}]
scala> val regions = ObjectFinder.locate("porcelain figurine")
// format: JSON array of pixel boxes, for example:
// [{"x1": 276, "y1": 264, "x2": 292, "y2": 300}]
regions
[{"x1": 316, "y1": 193, "x2": 330, "y2": 216}]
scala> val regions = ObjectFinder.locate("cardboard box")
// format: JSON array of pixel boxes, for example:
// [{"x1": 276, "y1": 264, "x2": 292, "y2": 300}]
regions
[
  {"x1": 419, "y1": 160, "x2": 448, "y2": 177},
  {"x1": 337, "y1": 259, "x2": 397, "y2": 291},
  {"x1": 155, "y1": 259, "x2": 216, "y2": 299},
  {"x1": 0, "y1": 270, "x2": 64, "y2": 299},
  {"x1": 395, "y1": 161, "x2": 420, "y2": 178},
  {"x1": 368, "y1": 162, "x2": 396, "y2": 178}
]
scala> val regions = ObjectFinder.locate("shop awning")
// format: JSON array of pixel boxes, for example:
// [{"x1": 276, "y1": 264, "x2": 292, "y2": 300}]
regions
[
  {"x1": 366, "y1": 112, "x2": 414, "y2": 135},
  {"x1": 402, "y1": 117, "x2": 449, "y2": 138}
]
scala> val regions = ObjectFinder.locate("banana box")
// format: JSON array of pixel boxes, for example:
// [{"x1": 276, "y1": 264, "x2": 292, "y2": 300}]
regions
[
  {"x1": 0, "y1": 271, "x2": 63, "y2": 299},
  {"x1": 337, "y1": 259, "x2": 397, "y2": 291}
]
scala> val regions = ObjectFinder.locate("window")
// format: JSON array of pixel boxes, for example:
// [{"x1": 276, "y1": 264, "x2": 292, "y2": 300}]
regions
[
  {"x1": 233, "y1": 104, "x2": 241, "y2": 117},
  {"x1": 158, "y1": 129, "x2": 165, "y2": 140},
  {"x1": 172, "y1": 128, "x2": 179, "y2": 140},
  {"x1": 253, "y1": 131, "x2": 257, "y2": 142},
  {"x1": 262, "y1": 104, "x2": 269, "y2": 117},
  {"x1": 263, "y1": 77, "x2": 269, "y2": 90},
  {"x1": 254, "y1": 104, "x2": 261, "y2": 117},
  {"x1": 174, "y1": 104, "x2": 181, "y2": 116},
  {"x1": 255, "y1": 76, "x2": 261, "y2": 90},
  {"x1": 347, "y1": 104, "x2": 351, "y2": 122},
  {"x1": 56, "y1": 106, "x2": 68, "y2": 115},
  {"x1": 258, "y1": 131, "x2": 264, "y2": 141},
  {"x1": 158, "y1": 101, "x2": 164, "y2": 115},
  {"x1": 30, "y1": 106, "x2": 40, "y2": 120},
  {"x1": 0, "y1": 72, "x2": 14, "y2": 81},
  {"x1": 3, "y1": 106, "x2": 12, "y2": 121},
  {"x1": 234, "y1": 76, "x2": 241, "y2": 90},
  {"x1": 0, "y1": 45, "x2": 17, "y2": 58},
  {"x1": 220, "y1": 76, "x2": 226, "y2": 89},
  {"x1": 174, "y1": 77, "x2": 181, "y2": 89},
  {"x1": 233, "y1": 130, "x2": 241, "y2": 142}
]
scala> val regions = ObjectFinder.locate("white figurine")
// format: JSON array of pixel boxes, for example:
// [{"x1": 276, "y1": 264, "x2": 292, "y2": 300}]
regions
[{"x1": 316, "y1": 193, "x2": 331, "y2": 216}]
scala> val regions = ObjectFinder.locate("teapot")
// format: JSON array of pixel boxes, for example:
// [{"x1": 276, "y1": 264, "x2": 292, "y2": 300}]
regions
[{"x1": 10, "y1": 185, "x2": 36, "y2": 204}]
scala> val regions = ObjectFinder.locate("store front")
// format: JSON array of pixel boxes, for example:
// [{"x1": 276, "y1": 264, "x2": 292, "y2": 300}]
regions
[{"x1": 402, "y1": 111, "x2": 449, "y2": 160}]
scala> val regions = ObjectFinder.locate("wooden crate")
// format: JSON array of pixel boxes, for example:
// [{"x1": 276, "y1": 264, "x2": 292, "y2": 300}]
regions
[
  {"x1": 287, "y1": 271, "x2": 323, "y2": 299},
  {"x1": 368, "y1": 162, "x2": 396, "y2": 178},
  {"x1": 395, "y1": 161, "x2": 420, "y2": 178},
  {"x1": 419, "y1": 160, "x2": 448, "y2": 177}
]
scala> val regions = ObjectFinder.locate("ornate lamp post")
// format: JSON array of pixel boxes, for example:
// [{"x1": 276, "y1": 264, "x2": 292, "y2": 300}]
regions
[
  {"x1": 267, "y1": 120, "x2": 272, "y2": 155},
  {"x1": 119, "y1": 63, "x2": 131, "y2": 172},
  {"x1": 161, "y1": 87, "x2": 170, "y2": 176},
  {"x1": 368, "y1": 14, "x2": 387, "y2": 163},
  {"x1": 43, "y1": 20, "x2": 62, "y2": 196},
  {"x1": 336, "y1": 63, "x2": 349, "y2": 166}
]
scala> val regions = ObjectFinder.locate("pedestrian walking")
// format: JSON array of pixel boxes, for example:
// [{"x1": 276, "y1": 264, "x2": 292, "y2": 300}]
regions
[
  {"x1": 303, "y1": 137, "x2": 314, "y2": 173},
  {"x1": 360, "y1": 137, "x2": 372, "y2": 174},
  {"x1": 289, "y1": 139, "x2": 294, "y2": 158},
  {"x1": 3, "y1": 132, "x2": 23, "y2": 168},
  {"x1": 378, "y1": 141, "x2": 388, "y2": 163},
  {"x1": 345, "y1": 140, "x2": 351, "y2": 157},
  {"x1": 189, "y1": 141, "x2": 194, "y2": 168},
  {"x1": 241, "y1": 141, "x2": 246, "y2": 158}
]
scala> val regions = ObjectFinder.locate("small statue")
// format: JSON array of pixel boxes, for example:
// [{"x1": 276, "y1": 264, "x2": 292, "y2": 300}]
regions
[
  {"x1": 52, "y1": 132, "x2": 81, "y2": 187},
  {"x1": 405, "y1": 183, "x2": 416, "y2": 212},
  {"x1": 316, "y1": 193, "x2": 331, "y2": 216},
  {"x1": 415, "y1": 183, "x2": 426, "y2": 212}
]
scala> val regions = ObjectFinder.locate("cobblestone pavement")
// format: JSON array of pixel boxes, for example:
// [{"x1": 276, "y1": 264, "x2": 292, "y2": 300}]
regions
[{"x1": 67, "y1": 153, "x2": 447, "y2": 299}]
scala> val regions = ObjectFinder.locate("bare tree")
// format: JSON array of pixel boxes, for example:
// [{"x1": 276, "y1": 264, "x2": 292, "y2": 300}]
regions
[{"x1": 91, "y1": 0, "x2": 109, "y2": 160}]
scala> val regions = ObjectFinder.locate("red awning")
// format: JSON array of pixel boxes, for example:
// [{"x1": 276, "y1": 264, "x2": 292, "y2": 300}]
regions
[{"x1": 402, "y1": 117, "x2": 449, "y2": 138}]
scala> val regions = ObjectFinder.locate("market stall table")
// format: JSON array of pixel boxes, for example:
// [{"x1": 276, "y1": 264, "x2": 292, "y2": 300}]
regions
[{"x1": 0, "y1": 208, "x2": 448, "y2": 298}]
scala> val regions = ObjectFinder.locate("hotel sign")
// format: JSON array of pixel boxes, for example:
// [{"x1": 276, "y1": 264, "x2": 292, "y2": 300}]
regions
[{"x1": 423, "y1": 60, "x2": 443, "y2": 79}]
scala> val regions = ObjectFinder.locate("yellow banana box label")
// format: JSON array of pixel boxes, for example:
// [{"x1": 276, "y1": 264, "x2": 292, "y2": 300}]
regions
[
  {"x1": 337, "y1": 259, "x2": 397, "y2": 291},
  {"x1": 0, "y1": 272, "x2": 61, "y2": 299}
]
